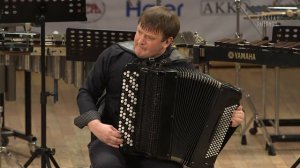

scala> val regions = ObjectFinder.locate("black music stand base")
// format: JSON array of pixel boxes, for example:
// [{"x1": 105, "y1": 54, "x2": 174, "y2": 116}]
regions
[
  {"x1": 291, "y1": 156, "x2": 300, "y2": 168},
  {"x1": 24, "y1": 147, "x2": 59, "y2": 168}
]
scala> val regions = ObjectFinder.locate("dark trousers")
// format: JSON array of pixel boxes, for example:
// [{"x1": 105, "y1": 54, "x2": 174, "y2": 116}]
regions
[{"x1": 88, "y1": 139, "x2": 182, "y2": 168}]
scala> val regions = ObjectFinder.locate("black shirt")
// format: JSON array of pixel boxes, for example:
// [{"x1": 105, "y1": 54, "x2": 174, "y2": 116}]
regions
[{"x1": 76, "y1": 41, "x2": 192, "y2": 128}]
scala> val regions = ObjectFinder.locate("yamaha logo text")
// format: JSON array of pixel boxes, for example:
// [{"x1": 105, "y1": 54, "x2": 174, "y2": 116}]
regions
[{"x1": 227, "y1": 51, "x2": 256, "y2": 61}]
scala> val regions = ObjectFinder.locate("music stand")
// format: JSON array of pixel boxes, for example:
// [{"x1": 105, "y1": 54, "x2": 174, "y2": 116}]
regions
[
  {"x1": 66, "y1": 28, "x2": 135, "y2": 62},
  {"x1": 0, "y1": 1, "x2": 87, "y2": 167}
]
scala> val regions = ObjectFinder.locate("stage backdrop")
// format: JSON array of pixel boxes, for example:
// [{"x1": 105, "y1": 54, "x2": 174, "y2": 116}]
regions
[{"x1": 34, "y1": 0, "x2": 299, "y2": 44}]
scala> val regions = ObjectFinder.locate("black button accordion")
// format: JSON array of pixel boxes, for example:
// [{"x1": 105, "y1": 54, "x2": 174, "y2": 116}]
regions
[{"x1": 118, "y1": 62, "x2": 242, "y2": 168}]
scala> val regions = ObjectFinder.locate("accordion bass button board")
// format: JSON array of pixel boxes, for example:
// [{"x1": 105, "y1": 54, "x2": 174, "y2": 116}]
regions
[{"x1": 117, "y1": 63, "x2": 242, "y2": 168}]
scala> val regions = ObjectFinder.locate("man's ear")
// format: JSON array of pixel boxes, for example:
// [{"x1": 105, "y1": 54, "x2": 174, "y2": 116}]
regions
[{"x1": 163, "y1": 37, "x2": 174, "y2": 48}]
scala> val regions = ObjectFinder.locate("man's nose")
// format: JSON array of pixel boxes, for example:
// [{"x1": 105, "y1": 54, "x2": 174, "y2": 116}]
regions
[{"x1": 138, "y1": 36, "x2": 145, "y2": 45}]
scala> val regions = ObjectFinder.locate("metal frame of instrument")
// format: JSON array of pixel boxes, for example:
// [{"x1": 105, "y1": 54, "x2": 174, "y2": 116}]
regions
[
  {"x1": 231, "y1": 1, "x2": 300, "y2": 156},
  {"x1": 239, "y1": 1, "x2": 300, "y2": 155},
  {"x1": 0, "y1": 1, "x2": 87, "y2": 167},
  {"x1": 193, "y1": 24, "x2": 300, "y2": 155},
  {"x1": 234, "y1": 0, "x2": 276, "y2": 156},
  {"x1": 234, "y1": 1, "x2": 300, "y2": 156},
  {"x1": 0, "y1": 14, "x2": 38, "y2": 168},
  {"x1": 190, "y1": 0, "x2": 300, "y2": 159},
  {"x1": 231, "y1": 1, "x2": 276, "y2": 155},
  {"x1": 249, "y1": 26, "x2": 300, "y2": 156}
]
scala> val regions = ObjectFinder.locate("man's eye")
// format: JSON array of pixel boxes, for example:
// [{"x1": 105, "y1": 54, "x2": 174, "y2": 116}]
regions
[{"x1": 146, "y1": 36, "x2": 155, "y2": 41}]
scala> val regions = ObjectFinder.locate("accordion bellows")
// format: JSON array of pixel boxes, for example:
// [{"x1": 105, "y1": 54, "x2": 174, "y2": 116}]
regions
[{"x1": 118, "y1": 63, "x2": 242, "y2": 168}]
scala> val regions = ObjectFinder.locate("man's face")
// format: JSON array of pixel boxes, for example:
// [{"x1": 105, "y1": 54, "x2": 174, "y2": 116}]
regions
[{"x1": 134, "y1": 24, "x2": 171, "y2": 59}]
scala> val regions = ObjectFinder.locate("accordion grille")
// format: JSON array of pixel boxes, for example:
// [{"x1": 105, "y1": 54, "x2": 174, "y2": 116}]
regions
[{"x1": 205, "y1": 105, "x2": 237, "y2": 158}]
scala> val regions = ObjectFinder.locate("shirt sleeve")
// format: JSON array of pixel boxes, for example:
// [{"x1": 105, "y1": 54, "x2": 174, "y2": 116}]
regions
[
  {"x1": 73, "y1": 110, "x2": 101, "y2": 129},
  {"x1": 75, "y1": 46, "x2": 113, "y2": 128}
]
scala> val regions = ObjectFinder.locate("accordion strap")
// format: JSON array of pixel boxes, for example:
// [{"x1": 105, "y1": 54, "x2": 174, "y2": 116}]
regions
[
  {"x1": 117, "y1": 41, "x2": 188, "y2": 66},
  {"x1": 117, "y1": 41, "x2": 135, "y2": 54},
  {"x1": 163, "y1": 49, "x2": 187, "y2": 64}
]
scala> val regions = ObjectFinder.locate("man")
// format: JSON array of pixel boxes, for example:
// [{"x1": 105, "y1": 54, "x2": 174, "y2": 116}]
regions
[{"x1": 75, "y1": 6, "x2": 244, "y2": 168}]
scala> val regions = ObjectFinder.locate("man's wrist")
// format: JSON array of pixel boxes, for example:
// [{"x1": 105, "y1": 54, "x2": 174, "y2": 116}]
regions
[
  {"x1": 87, "y1": 119, "x2": 101, "y2": 129},
  {"x1": 74, "y1": 110, "x2": 100, "y2": 129}
]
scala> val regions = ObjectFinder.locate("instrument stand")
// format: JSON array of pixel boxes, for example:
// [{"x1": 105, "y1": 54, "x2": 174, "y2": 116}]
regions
[
  {"x1": 0, "y1": 1, "x2": 86, "y2": 167},
  {"x1": 239, "y1": 90, "x2": 275, "y2": 155},
  {"x1": 241, "y1": 7, "x2": 276, "y2": 154},
  {"x1": 233, "y1": 0, "x2": 249, "y2": 144},
  {"x1": 0, "y1": 29, "x2": 37, "y2": 152},
  {"x1": 233, "y1": 0, "x2": 277, "y2": 155},
  {"x1": 248, "y1": 26, "x2": 300, "y2": 155},
  {"x1": 0, "y1": 94, "x2": 24, "y2": 168}
]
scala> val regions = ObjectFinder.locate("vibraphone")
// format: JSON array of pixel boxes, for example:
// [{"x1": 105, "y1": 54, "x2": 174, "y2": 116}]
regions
[{"x1": 193, "y1": 26, "x2": 300, "y2": 155}]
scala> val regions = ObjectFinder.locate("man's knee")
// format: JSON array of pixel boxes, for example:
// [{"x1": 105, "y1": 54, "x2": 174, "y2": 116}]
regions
[
  {"x1": 89, "y1": 140, "x2": 126, "y2": 168},
  {"x1": 91, "y1": 154, "x2": 125, "y2": 168}
]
